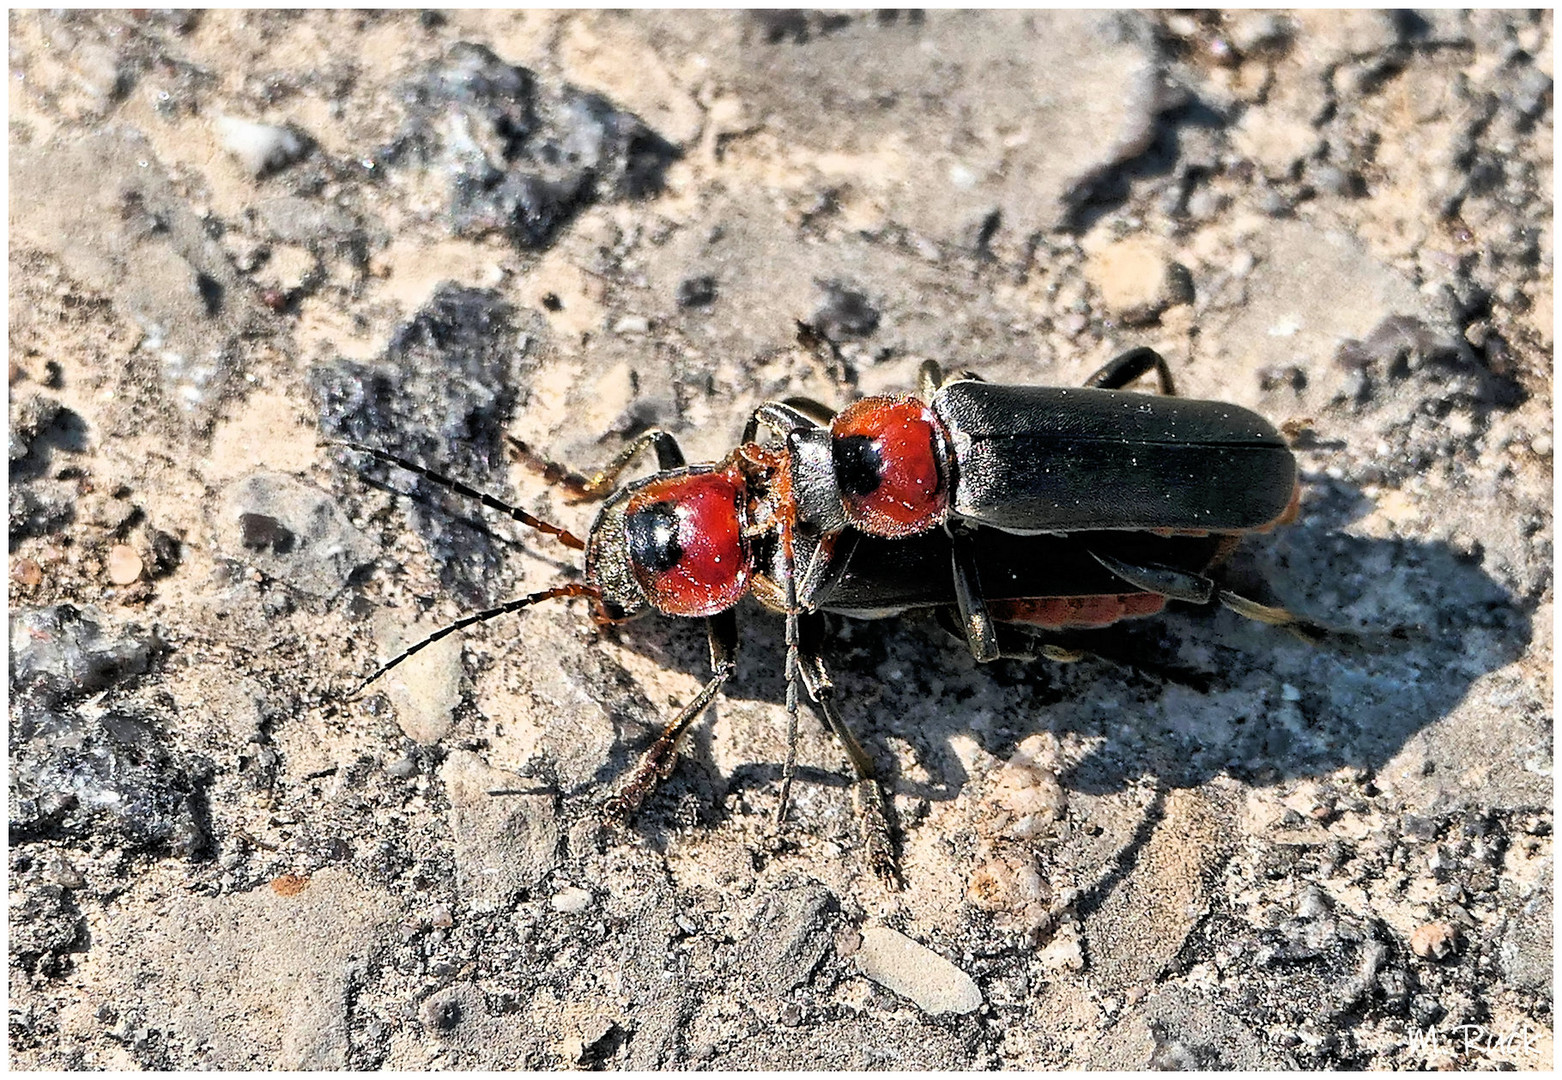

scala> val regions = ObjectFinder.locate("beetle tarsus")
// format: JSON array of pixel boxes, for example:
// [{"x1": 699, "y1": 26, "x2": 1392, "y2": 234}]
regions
[
  {"x1": 1217, "y1": 589, "x2": 1330, "y2": 644},
  {"x1": 795, "y1": 620, "x2": 904, "y2": 887},
  {"x1": 605, "y1": 653, "x2": 736, "y2": 821},
  {"x1": 854, "y1": 778, "x2": 902, "y2": 889}
]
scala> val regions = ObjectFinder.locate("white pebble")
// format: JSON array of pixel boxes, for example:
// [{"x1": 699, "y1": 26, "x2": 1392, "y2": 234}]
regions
[
  {"x1": 215, "y1": 116, "x2": 304, "y2": 177},
  {"x1": 856, "y1": 925, "x2": 982, "y2": 1015},
  {"x1": 550, "y1": 885, "x2": 592, "y2": 914}
]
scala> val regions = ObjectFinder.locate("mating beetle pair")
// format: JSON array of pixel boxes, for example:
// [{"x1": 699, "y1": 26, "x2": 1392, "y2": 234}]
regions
[{"x1": 350, "y1": 336, "x2": 1315, "y2": 884}]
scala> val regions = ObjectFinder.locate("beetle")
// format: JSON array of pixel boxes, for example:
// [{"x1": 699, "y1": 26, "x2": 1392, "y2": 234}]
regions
[
  {"x1": 343, "y1": 343, "x2": 1317, "y2": 885},
  {"x1": 751, "y1": 345, "x2": 1304, "y2": 661}
]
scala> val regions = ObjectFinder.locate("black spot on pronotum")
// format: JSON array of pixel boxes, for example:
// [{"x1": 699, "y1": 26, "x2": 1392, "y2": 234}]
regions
[
  {"x1": 626, "y1": 502, "x2": 683, "y2": 576},
  {"x1": 833, "y1": 434, "x2": 883, "y2": 497}
]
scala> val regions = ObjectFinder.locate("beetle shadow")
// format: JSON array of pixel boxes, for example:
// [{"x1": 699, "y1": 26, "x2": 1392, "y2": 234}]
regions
[
  {"x1": 815, "y1": 486, "x2": 1535, "y2": 806},
  {"x1": 586, "y1": 476, "x2": 1533, "y2": 826}
]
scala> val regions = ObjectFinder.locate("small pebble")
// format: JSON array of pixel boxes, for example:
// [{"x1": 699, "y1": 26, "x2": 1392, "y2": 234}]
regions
[
  {"x1": 215, "y1": 116, "x2": 305, "y2": 177},
  {"x1": 551, "y1": 885, "x2": 592, "y2": 913},
  {"x1": 269, "y1": 873, "x2": 309, "y2": 897},
  {"x1": 12, "y1": 557, "x2": 44, "y2": 586},
  {"x1": 676, "y1": 275, "x2": 717, "y2": 308},
  {"x1": 1410, "y1": 921, "x2": 1458, "y2": 960},
  {"x1": 856, "y1": 925, "x2": 983, "y2": 1015},
  {"x1": 1084, "y1": 237, "x2": 1182, "y2": 324},
  {"x1": 420, "y1": 992, "x2": 462, "y2": 1031},
  {"x1": 106, "y1": 545, "x2": 144, "y2": 585},
  {"x1": 1037, "y1": 921, "x2": 1085, "y2": 972}
]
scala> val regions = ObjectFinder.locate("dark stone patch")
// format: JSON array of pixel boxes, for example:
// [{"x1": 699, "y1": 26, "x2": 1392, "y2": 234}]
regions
[
  {"x1": 9, "y1": 604, "x2": 207, "y2": 857},
  {"x1": 311, "y1": 284, "x2": 534, "y2": 602},
  {"x1": 812, "y1": 281, "x2": 880, "y2": 339},
  {"x1": 384, "y1": 42, "x2": 679, "y2": 251}
]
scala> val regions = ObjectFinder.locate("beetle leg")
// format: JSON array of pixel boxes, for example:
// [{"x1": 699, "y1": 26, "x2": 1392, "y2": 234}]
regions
[
  {"x1": 507, "y1": 429, "x2": 686, "y2": 502},
  {"x1": 795, "y1": 528, "x2": 860, "y2": 611},
  {"x1": 994, "y1": 637, "x2": 1086, "y2": 663},
  {"x1": 942, "y1": 612, "x2": 1088, "y2": 664},
  {"x1": 795, "y1": 319, "x2": 849, "y2": 385},
  {"x1": 743, "y1": 400, "x2": 827, "y2": 445},
  {"x1": 603, "y1": 609, "x2": 737, "y2": 820},
  {"x1": 1092, "y1": 548, "x2": 1329, "y2": 644},
  {"x1": 919, "y1": 359, "x2": 986, "y2": 399},
  {"x1": 1083, "y1": 346, "x2": 1177, "y2": 396},
  {"x1": 981, "y1": 628, "x2": 1088, "y2": 664},
  {"x1": 777, "y1": 605, "x2": 803, "y2": 825},
  {"x1": 917, "y1": 359, "x2": 944, "y2": 401},
  {"x1": 780, "y1": 397, "x2": 837, "y2": 426},
  {"x1": 1217, "y1": 589, "x2": 1329, "y2": 644},
  {"x1": 1088, "y1": 550, "x2": 1215, "y2": 604},
  {"x1": 949, "y1": 522, "x2": 1001, "y2": 662},
  {"x1": 797, "y1": 613, "x2": 901, "y2": 888}
]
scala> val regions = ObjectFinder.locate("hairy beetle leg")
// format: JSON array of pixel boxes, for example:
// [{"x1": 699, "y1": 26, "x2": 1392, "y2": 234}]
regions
[
  {"x1": 508, "y1": 428, "x2": 686, "y2": 503},
  {"x1": 603, "y1": 611, "x2": 738, "y2": 823},
  {"x1": 1089, "y1": 550, "x2": 1214, "y2": 604},
  {"x1": 799, "y1": 613, "x2": 903, "y2": 888},
  {"x1": 1217, "y1": 590, "x2": 1330, "y2": 644},
  {"x1": 1090, "y1": 550, "x2": 1329, "y2": 644}
]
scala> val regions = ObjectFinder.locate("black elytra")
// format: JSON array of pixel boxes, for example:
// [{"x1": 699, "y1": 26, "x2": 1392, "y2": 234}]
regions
[
  {"x1": 625, "y1": 501, "x2": 684, "y2": 575},
  {"x1": 832, "y1": 434, "x2": 884, "y2": 497}
]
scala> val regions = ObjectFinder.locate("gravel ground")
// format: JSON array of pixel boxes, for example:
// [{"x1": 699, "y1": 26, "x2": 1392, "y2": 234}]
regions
[{"x1": 8, "y1": 9, "x2": 1552, "y2": 1070}]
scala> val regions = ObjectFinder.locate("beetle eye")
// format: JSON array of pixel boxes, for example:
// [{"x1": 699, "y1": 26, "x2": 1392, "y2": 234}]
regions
[
  {"x1": 833, "y1": 434, "x2": 884, "y2": 497},
  {"x1": 625, "y1": 502, "x2": 683, "y2": 575}
]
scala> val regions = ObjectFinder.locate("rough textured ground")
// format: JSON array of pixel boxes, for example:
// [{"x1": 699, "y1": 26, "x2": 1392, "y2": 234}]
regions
[{"x1": 8, "y1": 9, "x2": 1552, "y2": 1070}]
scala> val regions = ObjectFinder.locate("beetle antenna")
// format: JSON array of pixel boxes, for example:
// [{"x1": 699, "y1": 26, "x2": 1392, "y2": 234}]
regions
[
  {"x1": 351, "y1": 582, "x2": 598, "y2": 697},
  {"x1": 336, "y1": 441, "x2": 587, "y2": 551}
]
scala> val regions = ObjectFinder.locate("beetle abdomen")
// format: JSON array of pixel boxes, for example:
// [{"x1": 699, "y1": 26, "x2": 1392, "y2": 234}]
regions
[
  {"x1": 935, "y1": 382, "x2": 1297, "y2": 533},
  {"x1": 817, "y1": 529, "x2": 1230, "y2": 618}
]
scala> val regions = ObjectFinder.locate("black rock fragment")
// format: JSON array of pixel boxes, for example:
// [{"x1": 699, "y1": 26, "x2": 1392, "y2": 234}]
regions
[
  {"x1": 676, "y1": 274, "x2": 718, "y2": 308},
  {"x1": 812, "y1": 281, "x2": 880, "y2": 339},
  {"x1": 238, "y1": 511, "x2": 296, "y2": 554},
  {"x1": 387, "y1": 42, "x2": 678, "y2": 250},
  {"x1": 10, "y1": 883, "x2": 86, "y2": 978},
  {"x1": 9, "y1": 604, "x2": 207, "y2": 857},
  {"x1": 9, "y1": 395, "x2": 89, "y2": 539}
]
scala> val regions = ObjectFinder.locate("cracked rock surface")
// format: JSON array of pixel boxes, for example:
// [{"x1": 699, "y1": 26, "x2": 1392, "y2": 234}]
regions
[{"x1": 9, "y1": 10, "x2": 1551, "y2": 1069}]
